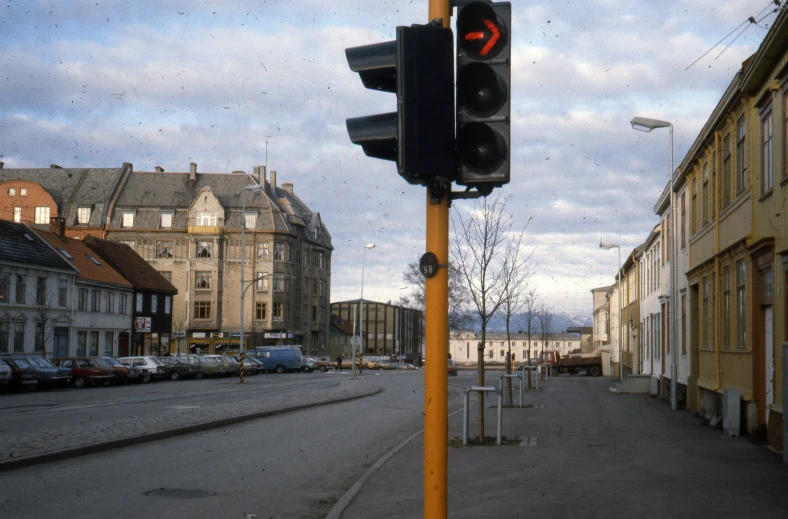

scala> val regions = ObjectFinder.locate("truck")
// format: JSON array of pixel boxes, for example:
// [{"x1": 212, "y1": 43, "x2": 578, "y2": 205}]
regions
[{"x1": 537, "y1": 350, "x2": 603, "y2": 377}]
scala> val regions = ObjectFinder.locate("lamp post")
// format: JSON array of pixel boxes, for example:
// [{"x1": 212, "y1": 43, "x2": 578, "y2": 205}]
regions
[
  {"x1": 600, "y1": 240, "x2": 623, "y2": 381},
  {"x1": 240, "y1": 184, "x2": 264, "y2": 383},
  {"x1": 352, "y1": 244, "x2": 375, "y2": 378},
  {"x1": 631, "y1": 115, "x2": 677, "y2": 411}
]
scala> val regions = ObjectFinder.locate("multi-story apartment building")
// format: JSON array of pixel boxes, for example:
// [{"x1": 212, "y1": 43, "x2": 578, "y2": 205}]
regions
[
  {"x1": 0, "y1": 220, "x2": 78, "y2": 355},
  {"x1": 449, "y1": 330, "x2": 584, "y2": 366},
  {"x1": 330, "y1": 300, "x2": 422, "y2": 363},
  {"x1": 591, "y1": 284, "x2": 614, "y2": 376},
  {"x1": 620, "y1": 245, "x2": 643, "y2": 376},
  {"x1": 0, "y1": 163, "x2": 333, "y2": 356},
  {"x1": 639, "y1": 224, "x2": 663, "y2": 378}
]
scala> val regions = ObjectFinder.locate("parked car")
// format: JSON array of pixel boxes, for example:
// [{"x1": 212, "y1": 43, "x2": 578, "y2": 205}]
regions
[
  {"x1": 117, "y1": 356, "x2": 166, "y2": 382},
  {"x1": 0, "y1": 354, "x2": 72, "y2": 390},
  {"x1": 236, "y1": 355, "x2": 262, "y2": 375},
  {"x1": 316, "y1": 357, "x2": 335, "y2": 372},
  {"x1": 448, "y1": 359, "x2": 459, "y2": 376},
  {"x1": 96, "y1": 356, "x2": 142, "y2": 384},
  {"x1": 51, "y1": 357, "x2": 116, "y2": 388},
  {"x1": 302, "y1": 356, "x2": 318, "y2": 373},
  {"x1": 0, "y1": 358, "x2": 13, "y2": 386},
  {"x1": 180, "y1": 355, "x2": 226, "y2": 378},
  {"x1": 246, "y1": 347, "x2": 304, "y2": 374},
  {"x1": 205, "y1": 354, "x2": 238, "y2": 376},
  {"x1": 156, "y1": 356, "x2": 202, "y2": 381}
]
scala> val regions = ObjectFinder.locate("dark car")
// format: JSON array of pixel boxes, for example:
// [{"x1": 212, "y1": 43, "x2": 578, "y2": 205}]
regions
[
  {"x1": 95, "y1": 356, "x2": 142, "y2": 384},
  {"x1": 0, "y1": 354, "x2": 72, "y2": 390},
  {"x1": 157, "y1": 356, "x2": 202, "y2": 381},
  {"x1": 51, "y1": 357, "x2": 115, "y2": 388},
  {"x1": 448, "y1": 359, "x2": 458, "y2": 376},
  {"x1": 0, "y1": 356, "x2": 39, "y2": 390}
]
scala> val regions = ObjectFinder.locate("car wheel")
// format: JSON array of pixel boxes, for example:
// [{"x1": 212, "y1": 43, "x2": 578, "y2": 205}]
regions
[
  {"x1": 29, "y1": 379, "x2": 40, "y2": 392},
  {"x1": 276, "y1": 365, "x2": 285, "y2": 374},
  {"x1": 588, "y1": 365, "x2": 601, "y2": 377},
  {"x1": 141, "y1": 373, "x2": 151, "y2": 383},
  {"x1": 195, "y1": 371, "x2": 204, "y2": 380},
  {"x1": 73, "y1": 376, "x2": 86, "y2": 389},
  {"x1": 170, "y1": 371, "x2": 180, "y2": 381},
  {"x1": 319, "y1": 365, "x2": 327, "y2": 372}
]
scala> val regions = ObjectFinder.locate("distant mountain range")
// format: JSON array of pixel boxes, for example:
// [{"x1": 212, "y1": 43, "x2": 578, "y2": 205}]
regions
[{"x1": 462, "y1": 311, "x2": 592, "y2": 334}]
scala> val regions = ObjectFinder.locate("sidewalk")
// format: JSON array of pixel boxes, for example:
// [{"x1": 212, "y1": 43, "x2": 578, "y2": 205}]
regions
[
  {"x1": 0, "y1": 378, "x2": 380, "y2": 472},
  {"x1": 339, "y1": 375, "x2": 788, "y2": 519}
]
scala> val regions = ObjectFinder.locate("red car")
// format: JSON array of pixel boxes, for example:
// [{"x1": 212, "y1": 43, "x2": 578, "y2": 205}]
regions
[{"x1": 51, "y1": 357, "x2": 116, "y2": 388}]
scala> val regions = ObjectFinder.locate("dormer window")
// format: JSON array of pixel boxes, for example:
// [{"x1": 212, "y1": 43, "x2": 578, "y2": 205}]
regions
[
  {"x1": 244, "y1": 212, "x2": 257, "y2": 230},
  {"x1": 77, "y1": 207, "x2": 91, "y2": 225},
  {"x1": 159, "y1": 212, "x2": 173, "y2": 229},
  {"x1": 121, "y1": 211, "x2": 134, "y2": 228},
  {"x1": 8, "y1": 188, "x2": 15, "y2": 196}
]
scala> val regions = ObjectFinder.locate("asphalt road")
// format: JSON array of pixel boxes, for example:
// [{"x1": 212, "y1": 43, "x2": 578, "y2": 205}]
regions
[{"x1": 0, "y1": 369, "x2": 475, "y2": 519}]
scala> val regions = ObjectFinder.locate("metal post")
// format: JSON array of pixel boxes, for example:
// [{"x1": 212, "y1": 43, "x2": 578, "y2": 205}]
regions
[
  {"x1": 240, "y1": 189, "x2": 247, "y2": 384},
  {"x1": 618, "y1": 247, "x2": 623, "y2": 382},
  {"x1": 668, "y1": 124, "x2": 678, "y2": 411}
]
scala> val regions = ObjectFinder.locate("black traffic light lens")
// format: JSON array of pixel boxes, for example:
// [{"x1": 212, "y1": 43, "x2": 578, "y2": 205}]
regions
[
  {"x1": 457, "y1": 123, "x2": 506, "y2": 173},
  {"x1": 457, "y1": 62, "x2": 507, "y2": 117},
  {"x1": 457, "y1": 2, "x2": 507, "y2": 60}
]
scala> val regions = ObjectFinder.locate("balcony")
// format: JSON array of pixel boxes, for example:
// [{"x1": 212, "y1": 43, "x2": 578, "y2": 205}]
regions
[{"x1": 188, "y1": 225, "x2": 224, "y2": 235}]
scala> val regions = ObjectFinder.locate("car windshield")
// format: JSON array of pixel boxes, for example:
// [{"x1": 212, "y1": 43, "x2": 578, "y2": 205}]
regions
[
  {"x1": 12, "y1": 358, "x2": 32, "y2": 369},
  {"x1": 149, "y1": 358, "x2": 164, "y2": 366},
  {"x1": 93, "y1": 357, "x2": 113, "y2": 369},
  {"x1": 27, "y1": 357, "x2": 54, "y2": 368},
  {"x1": 102, "y1": 357, "x2": 122, "y2": 366}
]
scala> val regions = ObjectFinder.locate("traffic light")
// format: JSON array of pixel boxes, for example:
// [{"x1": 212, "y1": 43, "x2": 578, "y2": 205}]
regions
[
  {"x1": 345, "y1": 24, "x2": 455, "y2": 186},
  {"x1": 455, "y1": 1, "x2": 511, "y2": 192}
]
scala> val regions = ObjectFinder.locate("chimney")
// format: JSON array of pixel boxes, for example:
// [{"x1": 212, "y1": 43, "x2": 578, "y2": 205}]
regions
[
  {"x1": 0, "y1": 162, "x2": 4, "y2": 169},
  {"x1": 189, "y1": 162, "x2": 197, "y2": 181},
  {"x1": 50, "y1": 164, "x2": 62, "y2": 169},
  {"x1": 232, "y1": 170, "x2": 244, "y2": 175},
  {"x1": 258, "y1": 165, "x2": 267, "y2": 186},
  {"x1": 270, "y1": 170, "x2": 277, "y2": 191},
  {"x1": 155, "y1": 166, "x2": 164, "y2": 172},
  {"x1": 283, "y1": 182, "x2": 293, "y2": 195},
  {"x1": 49, "y1": 216, "x2": 66, "y2": 238}
]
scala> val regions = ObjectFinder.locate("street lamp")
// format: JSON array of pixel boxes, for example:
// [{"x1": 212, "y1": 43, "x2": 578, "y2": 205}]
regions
[
  {"x1": 352, "y1": 243, "x2": 375, "y2": 378},
  {"x1": 240, "y1": 184, "x2": 264, "y2": 383},
  {"x1": 600, "y1": 239, "x2": 623, "y2": 382},
  {"x1": 631, "y1": 115, "x2": 677, "y2": 411}
]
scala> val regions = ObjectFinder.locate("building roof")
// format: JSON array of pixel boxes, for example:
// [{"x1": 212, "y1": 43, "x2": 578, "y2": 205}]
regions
[
  {"x1": 0, "y1": 219, "x2": 77, "y2": 273},
  {"x1": 83, "y1": 235, "x2": 178, "y2": 294},
  {"x1": 33, "y1": 229, "x2": 133, "y2": 289}
]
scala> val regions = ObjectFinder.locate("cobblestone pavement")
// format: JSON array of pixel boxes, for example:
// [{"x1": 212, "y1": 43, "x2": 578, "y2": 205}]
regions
[{"x1": 0, "y1": 378, "x2": 380, "y2": 472}]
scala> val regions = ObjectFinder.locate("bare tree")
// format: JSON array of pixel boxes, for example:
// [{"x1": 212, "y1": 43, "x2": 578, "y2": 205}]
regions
[
  {"x1": 451, "y1": 194, "x2": 516, "y2": 441},
  {"x1": 536, "y1": 302, "x2": 554, "y2": 373},
  {"x1": 30, "y1": 286, "x2": 58, "y2": 357},
  {"x1": 396, "y1": 259, "x2": 473, "y2": 332},
  {"x1": 517, "y1": 287, "x2": 540, "y2": 388},
  {"x1": 496, "y1": 223, "x2": 533, "y2": 404}
]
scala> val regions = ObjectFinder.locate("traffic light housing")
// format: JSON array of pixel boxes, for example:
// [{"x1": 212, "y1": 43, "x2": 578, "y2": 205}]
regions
[
  {"x1": 345, "y1": 25, "x2": 455, "y2": 186},
  {"x1": 455, "y1": 1, "x2": 511, "y2": 192}
]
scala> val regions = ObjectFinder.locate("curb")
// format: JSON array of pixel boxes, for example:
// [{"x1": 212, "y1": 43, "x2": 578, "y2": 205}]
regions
[{"x1": 0, "y1": 380, "x2": 381, "y2": 473}]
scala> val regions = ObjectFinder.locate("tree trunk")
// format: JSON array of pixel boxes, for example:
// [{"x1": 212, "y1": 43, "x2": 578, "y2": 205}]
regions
[{"x1": 477, "y1": 341, "x2": 485, "y2": 442}]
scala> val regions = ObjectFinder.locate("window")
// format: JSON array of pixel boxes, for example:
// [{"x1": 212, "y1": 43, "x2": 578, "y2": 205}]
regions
[
  {"x1": 195, "y1": 211, "x2": 216, "y2": 226},
  {"x1": 119, "y1": 240, "x2": 136, "y2": 249},
  {"x1": 0, "y1": 273, "x2": 8, "y2": 304},
  {"x1": 156, "y1": 241, "x2": 173, "y2": 258},
  {"x1": 120, "y1": 294, "x2": 128, "y2": 315},
  {"x1": 104, "y1": 331, "x2": 114, "y2": 356},
  {"x1": 722, "y1": 134, "x2": 731, "y2": 207},
  {"x1": 0, "y1": 322, "x2": 7, "y2": 352},
  {"x1": 702, "y1": 163, "x2": 708, "y2": 225},
  {"x1": 36, "y1": 277, "x2": 46, "y2": 305},
  {"x1": 13, "y1": 322, "x2": 24, "y2": 353},
  {"x1": 701, "y1": 277, "x2": 709, "y2": 348},
  {"x1": 256, "y1": 272, "x2": 268, "y2": 290},
  {"x1": 195, "y1": 272, "x2": 212, "y2": 289},
  {"x1": 8, "y1": 188, "x2": 15, "y2": 196},
  {"x1": 273, "y1": 302, "x2": 283, "y2": 321},
  {"x1": 680, "y1": 192, "x2": 686, "y2": 248},
  {"x1": 159, "y1": 212, "x2": 173, "y2": 228},
  {"x1": 761, "y1": 109, "x2": 773, "y2": 194},
  {"x1": 151, "y1": 295, "x2": 158, "y2": 314},
  {"x1": 312, "y1": 305, "x2": 317, "y2": 323},
  {"x1": 736, "y1": 115, "x2": 746, "y2": 194},
  {"x1": 274, "y1": 243, "x2": 286, "y2": 261},
  {"x1": 273, "y1": 274, "x2": 287, "y2": 291},
  {"x1": 244, "y1": 212, "x2": 257, "y2": 230},
  {"x1": 736, "y1": 259, "x2": 746, "y2": 347},
  {"x1": 77, "y1": 331, "x2": 87, "y2": 356},
  {"x1": 35, "y1": 321, "x2": 45, "y2": 351},
  {"x1": 107, "y1": 292, "x2": 115, "y2": 313},
  {"x1": 77, "y1": 207, "x2": 91, "y2": 224},
  {"x1": 165, "y1": 296, "x2": 171, "y2": 315},
  {"x1": 87, "y1": 254, "x2": 101, "y2": 266},
  {"x1": 690, "y1": 178, "x2": 697, "y2": 234},
  {"x1": 79, "y1": 288, "x2": 88, "y2": 311},
  {"x1": 89, "y1": 331, "x2": 99, "y2": 356},
  {"x1": 91, "y1": 290, "x2": 101, "y2": 312},
  {"x1": 13, "y1": 207, "x2": 21, "y2": 223},
  {"x1": 194, "y1": 301, "x2": 211, "y2": 320},
  {"x1": 256, "y1": 302, "x2": 267, "y2": 320},
  {"x1": 121, "y1": 211, "x2": 134, "y2": 228},
  {"x1": 136, "y1": 293, "x2": 143, "y2": 312},
  {"x1": 784, "y1": 91, "x2": 788, "y2": 180},
  {"x1": 34, "y1": 206, "x2": 50, "y2": 224},
  {"x1": 20, "y1": 188, "x2": 27, "y2": 196},
  {"x1": 15, "y1": 275, "x2": 26, "y2": 304},
  {"x1": 58, "y1": 279, "x2": 68, "y2": 306},
  {"x1": 681, "y1": 294, "x2": 687, "y2": 355},
  {"x1": 722, "y1": 266, "x2": 730, "y2": 347},
  {"x1": 257, "y1": 242, "x2": 269, "y2": 259},
  {"x1": 196, "y1": 241, "x2": 212, "y2": 258}
]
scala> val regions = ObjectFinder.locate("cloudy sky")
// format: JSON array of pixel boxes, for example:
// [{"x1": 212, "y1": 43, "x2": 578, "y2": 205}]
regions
[{"x1": 1, "y1": 0, "x2": 780, "y2": 322}]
